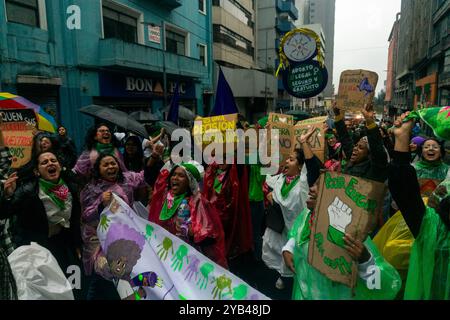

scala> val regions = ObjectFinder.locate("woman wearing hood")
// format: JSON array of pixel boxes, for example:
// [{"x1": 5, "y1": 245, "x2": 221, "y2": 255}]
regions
[
  {"x1": 148, "y1": 160, "x2": 227, "y2": 269},
  {"x1": 333, "y1": 104, "x2": 388, "y2": 183},
  {"x1": 388, "y1": 112, "x2": 450, "y2": 299},
  {"x1": 411, "y1": 137, "x2": 448, "y2": 180}
]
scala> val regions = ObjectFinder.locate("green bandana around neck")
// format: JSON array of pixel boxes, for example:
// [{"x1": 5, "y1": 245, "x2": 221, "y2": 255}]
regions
[
  {"x1": 39, "y1": 178, "x2": 68, "y2": 210},
  {"x1": 280, "y1": 175, "x2": 300, "y2": 199},
  {"x1": 96, "y1": 142, "x2": 114, "y2": 156},
  {"x1": 159, "y1": 193, "x2": 187, "y2": 221},
  {"x1": 213, "y1": 169, "x2": 225, "y2": 194},
  {"x1": 415, "y1": 160, "x2": 444, "y2": 170}
]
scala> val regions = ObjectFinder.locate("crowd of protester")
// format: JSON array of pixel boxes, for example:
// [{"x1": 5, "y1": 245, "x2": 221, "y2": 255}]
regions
[{"x1": 1, "y1": 103, "x2": 449, "y2": 300}]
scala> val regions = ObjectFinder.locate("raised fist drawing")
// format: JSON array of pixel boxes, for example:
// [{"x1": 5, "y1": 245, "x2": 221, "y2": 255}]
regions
[{"x1": 327, "y1": 197, "x2": 352, "y2": 248}]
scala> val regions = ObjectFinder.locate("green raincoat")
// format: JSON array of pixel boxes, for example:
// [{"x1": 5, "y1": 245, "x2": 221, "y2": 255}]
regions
[
  {"x1": 287, "y1": 209, "x2": 402, "y2": 300},
  {"x1": 404, "y1": 207, "x2": 450, "y2": 299}
]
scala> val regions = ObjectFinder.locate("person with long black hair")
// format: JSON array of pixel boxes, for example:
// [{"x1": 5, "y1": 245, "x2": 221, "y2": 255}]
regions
[{"x1": 73, "y1": 123, "x2": 125, "y2": 181}]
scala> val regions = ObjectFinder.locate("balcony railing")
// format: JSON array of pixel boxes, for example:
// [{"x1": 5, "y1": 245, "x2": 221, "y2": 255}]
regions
[
  {"x1": 153, "y1": 0, "x2": 182, "y2": 10},
  {"x1": 98, "y1": 38, "x2": 207, "y2": 78},
  {"x1": 276, "y1": 0, "x2": 299, "y2": 21}
]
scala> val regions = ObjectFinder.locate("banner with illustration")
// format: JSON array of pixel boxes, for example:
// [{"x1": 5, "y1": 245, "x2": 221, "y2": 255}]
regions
[
  {"x1": 308, "y1": 172, "x2": 386, "y2": 287},
  {"x1": 97, "y1": 194, "x2": 270, "y2": 300},
  {"x1": 336, "y1": 70, "x2": 378, "y2": 112},
  {"x1": 292, "y1": 116, "x2": 327, "y2": 163},
  {"x1": 0, "y1": 109, "x2": 37, "y2": 168}
]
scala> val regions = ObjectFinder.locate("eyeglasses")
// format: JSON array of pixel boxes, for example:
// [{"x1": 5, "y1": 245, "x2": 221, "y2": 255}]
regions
[{"x1": 97, "y1": 129, "x2": 110, "y2": 133}]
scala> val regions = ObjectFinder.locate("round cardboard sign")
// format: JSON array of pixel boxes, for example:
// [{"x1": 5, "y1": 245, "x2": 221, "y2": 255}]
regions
[
  {"x1": 282, "y1": 32, "x2": 318, "y2": 63},
  {"x1": 282, "y1": 61, "x2": 328, "y2": 98}
]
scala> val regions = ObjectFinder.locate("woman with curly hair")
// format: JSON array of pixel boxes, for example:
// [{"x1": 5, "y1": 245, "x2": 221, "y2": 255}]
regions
[
  {"x1": 80, "y1": 149, "x2": 156, "y2": 300},
  {"x1": 73, "y1": 123, "x2": 125, "y2": 181}
]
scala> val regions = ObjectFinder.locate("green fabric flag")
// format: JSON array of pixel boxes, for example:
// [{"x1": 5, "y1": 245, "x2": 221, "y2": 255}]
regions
[
  {"x1": 95, "y1": 142, "x2": 114, "y2": 156},
  {"x1": 280, "y1": 176, "x2": 300, "y2": 199},
  {"x1": 405, "y1": 106, "x2": 450, "y2": 140},
  {"x1": 160, "y1": 193, "x2": 187, "y2": 221},
  {"x1": 39, "y1": 178, "x2": 68, "y2": 210}
]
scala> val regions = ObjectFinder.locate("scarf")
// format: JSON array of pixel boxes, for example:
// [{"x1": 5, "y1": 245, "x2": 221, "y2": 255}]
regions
[
  {"x1": 160, "y1": 192, "x2": 187, "y2": 221},
  {"x1": 414, "y1": 160, "x2": 445, "y2": 170},
  {"x1": 280, "y1": 175, "x2": 300, "y2": 199},
  {"x1": 39, "y1": 178, "x2": 69, "y2": 211},
  {"x1": 213, "y1": 169, "x2": 226, "y2": 194},
  {"x1": 95, "y1": 143, "x2": 114, "y2": 156}
]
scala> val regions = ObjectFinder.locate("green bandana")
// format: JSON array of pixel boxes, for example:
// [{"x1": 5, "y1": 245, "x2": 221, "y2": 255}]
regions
[
  {"x1": 415, "y1": 160, "x2": 445, "y2": 170},
  {"x1": 39, "y1": 178, "x2": 68, "y2": 210},
  {"x1": 160, "y1": 193, "x2": 187, "y2": 221},
  {"x1": 280, "y1": 176, "x2": 300, "y2": 199},
  {"x1": 96, "y1": 143, "x2": 114, "y2": 156},
  {"x1": 213, "y1": 169, "x2": 225, "y2": 194}
]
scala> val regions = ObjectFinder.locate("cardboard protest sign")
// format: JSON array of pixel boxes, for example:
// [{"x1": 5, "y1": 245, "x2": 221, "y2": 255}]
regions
[
  {"x1": 0, "y1": 109, "x2": 37, "y2": 168},
  {"x1": 192, "y1": 114, "x2": 238, "y2": 156},
  {"x1": 267, "y1": 122, "x2": 293, "y2": 167},
  {"x1": 268, "y1": 113, "x2": 294, "y2": 126},
  {"x1": 336, "y1": 70, "x2": 379, "y2": 112},
  {"x1": 97, "y1": 194, "x2": 270, "y2": 300},
  {"x1": 418, "y1": 179, "x2": 443, "y2": 197},
  {"x1": 292, "y1": 116, "x2": 327, "y2": 163},
  {"x1": 308, "y1": 172, "x2": 386, "y2": 287}
]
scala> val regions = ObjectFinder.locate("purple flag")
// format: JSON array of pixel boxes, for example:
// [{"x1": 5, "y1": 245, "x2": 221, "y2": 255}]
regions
[{"x1": 211, "y1": 67, "x2": 239, "y2": 116}]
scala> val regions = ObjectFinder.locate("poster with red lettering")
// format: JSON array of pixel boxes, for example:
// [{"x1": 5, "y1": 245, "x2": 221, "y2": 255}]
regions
[
  {"x1": 308, "y1": 172, "x2": 386, "y2": 287},
  {"x1": 0, "y1": 109, "x2": 37, "y2": 168}
]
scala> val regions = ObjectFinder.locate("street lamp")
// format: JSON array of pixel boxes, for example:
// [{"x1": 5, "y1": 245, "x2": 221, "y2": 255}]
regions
[{"x1": 142, "y1": 21, "x2": 168, "y2": 109}]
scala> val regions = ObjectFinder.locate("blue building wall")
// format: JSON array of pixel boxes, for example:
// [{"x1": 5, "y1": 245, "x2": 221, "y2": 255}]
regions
[{"x1": 0, "y1": 0, "x2": 213, "y2": 150}]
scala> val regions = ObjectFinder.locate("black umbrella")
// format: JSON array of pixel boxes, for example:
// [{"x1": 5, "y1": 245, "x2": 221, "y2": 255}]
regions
[
  {"x1": 285, "y1": 110, "x2": 312, "y2": 122},
  {"x1": 159, "y1": 121, "x2": 182, "y2": 135},
  {"x1": 129, "y1": 111, "x2": 159, "y2": 122},
  {"x1": 80, "y1": 105, "x2": 149, "y2": 138},
  {"x1": 163, "y1": 105, "x2": 196, "y2": 121}
]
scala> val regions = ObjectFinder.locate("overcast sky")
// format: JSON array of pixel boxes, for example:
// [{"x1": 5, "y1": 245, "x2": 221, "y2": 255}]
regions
[{"x1": 333, "y1": 0, "x2": 401, "y2": 95}]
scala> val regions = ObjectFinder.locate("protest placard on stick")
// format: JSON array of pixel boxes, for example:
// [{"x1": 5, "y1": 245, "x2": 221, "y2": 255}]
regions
[
  {"x1": 308, "y1": 172, "x2": 386, "y2": 287},
  {"x1": 292, "y1": 116, "x2": 327, "y2": 163},
  {"x1": 267, "y1": 114, "x2": 294, "y2": 167},
  {"x1": 336, "y1": 70, "x2": 378, "y2": 112},
  {"x1": 0, "y1": 109, "x2": 37, "y2": 168},
  {"x1": 192, "y1": 114, "x2": 238, "y2": 159}
]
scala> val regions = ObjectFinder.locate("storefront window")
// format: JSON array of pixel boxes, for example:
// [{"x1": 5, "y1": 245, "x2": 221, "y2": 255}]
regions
[
  {"x1": 103, "y1": 6, "x2": 138, "y2": 43},
  {"x1": 5, "y1": 0, "x2": 40, "y2": 27}
]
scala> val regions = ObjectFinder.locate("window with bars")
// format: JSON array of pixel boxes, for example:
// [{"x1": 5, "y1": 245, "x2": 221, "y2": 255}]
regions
[
  {"x1": 5, "y1": 0, "x2": 40, "y2": 27},
  {"x1": 102, "y1": 5, "x2": 138, "y2": 43},
  {"x1": 166, "y1": 28, "x2": 187, "y2": 56}
]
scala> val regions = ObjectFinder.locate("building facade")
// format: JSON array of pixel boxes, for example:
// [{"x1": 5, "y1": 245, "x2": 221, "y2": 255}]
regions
[
  {"x1": 306, "y1": 0, "x2": 335, "y2": 99},
  {"x1": 391, "y1": 0, "x2": 449, "y2": 114},
  {"x1": 385, "y1": 13, "x2": 401, "y2": 116},
  {"x1": 256, "y1": 0, "x2": 299, "y2": 113},
  {"x1": 0, "y1": 0, "x2": 214, "y2": 149},
  {"x1": 212, "y1": 0, "x2": 281, "y2": 122}
]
